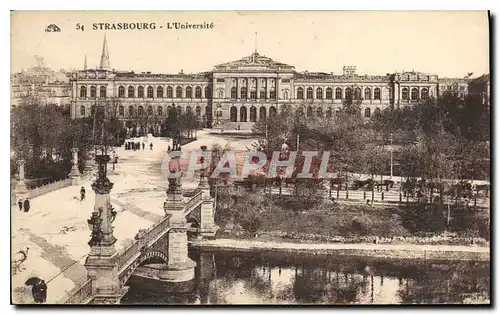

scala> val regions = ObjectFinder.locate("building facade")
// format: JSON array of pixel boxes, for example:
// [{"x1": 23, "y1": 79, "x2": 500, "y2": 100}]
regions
[{"x1": 67, "y1": 37, "x2": 469, "y2": 134}]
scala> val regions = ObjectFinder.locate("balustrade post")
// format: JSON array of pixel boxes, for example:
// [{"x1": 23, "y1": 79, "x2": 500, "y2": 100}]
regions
[
  {"x1": 14, "y1": 159, "x2": 29, "y2": 205},
  {"x1": 196, "y1": 145, "x2": 219, "y2": 239}
]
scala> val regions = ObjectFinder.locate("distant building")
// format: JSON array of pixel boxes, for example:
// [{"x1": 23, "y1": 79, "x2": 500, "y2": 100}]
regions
[
  {"x1": 68, "y1": 36, "x2": 471, "y2": 135},
  {"x1": 10, "y1": 58, "x2": 71, "y2": 109}
]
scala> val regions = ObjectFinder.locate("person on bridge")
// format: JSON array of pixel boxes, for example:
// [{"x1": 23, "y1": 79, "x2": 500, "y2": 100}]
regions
[
  {"x1": 18, "y1": 199, "x2": 23, "y2": 212},
  {"x1": 23, "y1": 199, "x2": 30, "y2": 213},
  {"x1": 150, "y1": 142, "x2": 153, "y2": 150},
  {"x1": 80, "y1": 186, "x2": 86, "y2": 202}
]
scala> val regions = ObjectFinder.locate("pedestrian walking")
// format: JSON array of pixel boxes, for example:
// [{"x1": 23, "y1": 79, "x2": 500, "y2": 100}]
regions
[
  {"x1": 150, "y1": 143, "x2": 153, "y2": 150},
  {"x1": 18, "y1": 199, "x2": 23, "y2": 211},
  {"x1": 23, "y1": 199, "x2": 30, "y2": 213},
  {"x1": 80, "y1": 186, "x2": 86, "y2": 202},
  {"x1": 142, "y1": 142, "x2": 145, "y2": 150}
]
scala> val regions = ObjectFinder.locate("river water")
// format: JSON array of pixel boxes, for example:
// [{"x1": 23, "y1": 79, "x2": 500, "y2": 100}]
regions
[{"x1": 121, "y1": 249, "x2": 490, "y2": 305}]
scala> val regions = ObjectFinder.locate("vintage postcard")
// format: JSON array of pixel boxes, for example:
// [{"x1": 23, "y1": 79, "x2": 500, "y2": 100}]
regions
[{"x1": 10, "y1": 11, "x2": 490, "y2": 305}]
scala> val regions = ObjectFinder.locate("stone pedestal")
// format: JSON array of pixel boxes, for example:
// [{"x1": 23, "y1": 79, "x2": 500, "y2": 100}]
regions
[
  {"x1": 163, "y1": 178, "x2": 196, "y2": 283},
  {"x1": 69, "y1": 148, "x2": 81, "y2": 185},
  {"x1": 14, "y1": 160, "x2": 29, "y2": 203},
  {"x1": 197, "y1": 169, "x2": 219, "y2": 239}
]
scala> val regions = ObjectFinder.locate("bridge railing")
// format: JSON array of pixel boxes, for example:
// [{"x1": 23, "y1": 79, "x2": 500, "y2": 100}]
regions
[
  {"x1": 62, "y1": 279, "x2": 93, "y2": 304},
  {"x1": 116, "y1": 240, "x2": 140, "y2": 271},
  {"x1": 142, "y1": 215, "x2": 171, "y2": 245},
  {"x1": 185, "y1": 190, "x2": 203, "y2": 212},
  {"x1": 28, "y1": 178, "x2": 72, "y2": 199}
]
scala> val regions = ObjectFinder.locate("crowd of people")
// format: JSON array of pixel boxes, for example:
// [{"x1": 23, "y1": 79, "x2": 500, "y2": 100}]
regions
[{"x1": 124, "y1": 141, "x2": 153, "y2": 151}]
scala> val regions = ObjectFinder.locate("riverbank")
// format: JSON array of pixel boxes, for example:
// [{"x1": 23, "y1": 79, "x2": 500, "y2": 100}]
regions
[{"x1": 190, "y1": 238, "x2": 490, "y2": 262}]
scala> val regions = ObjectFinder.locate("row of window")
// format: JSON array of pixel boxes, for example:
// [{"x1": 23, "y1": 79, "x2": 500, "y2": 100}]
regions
[
  {"x1": 401, "y1": 87, "x2": 429, "y2": 101},
  {"x1": 79, "y1": 104, "x2": 209, "y2": 117},
  {"x1": 229, "y1": 87, "x2": 277, "y2": 99},
  {"x1": 79, "y1": 85, "x2": 210, "y2": 99},
  {"x1": 296, "y1": 87, "x2": 383, "y2": 100},
  {"x1": 227, "y1": 105, "x2": 383, "y2": 122}
]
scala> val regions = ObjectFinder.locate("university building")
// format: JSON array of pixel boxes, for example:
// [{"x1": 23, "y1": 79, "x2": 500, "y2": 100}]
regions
[{"x1": 68, "y1": 36, "x2": 470, "y2": 135}]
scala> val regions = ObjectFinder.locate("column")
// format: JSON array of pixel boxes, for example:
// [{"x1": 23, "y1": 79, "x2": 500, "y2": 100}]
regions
[
  {"x1": 69, "y1": 148, "x2": 81, "y2": 185},
  {"x1": 160, "y1": 159, "x2": 196, "y2": 282},
  {"x1": 85, "y1": 154, "x2": 123, "y2": 304},
  {"x1": 256, "y1": 77, "x2": 261, "y2": 100},
  {"x1": 236, "y1": 78, "x2": 240, "y2": 100},
  {"x1": 14, "y1": 159, "x2": 29, "y2": 203}
]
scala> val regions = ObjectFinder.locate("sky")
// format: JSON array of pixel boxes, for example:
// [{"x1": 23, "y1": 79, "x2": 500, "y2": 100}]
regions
[{"x1": 11, "y1": 11, "x2": 490, "y2": 77}]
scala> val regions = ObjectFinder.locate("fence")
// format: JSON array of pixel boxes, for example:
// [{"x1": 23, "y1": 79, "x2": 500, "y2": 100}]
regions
[
  {"x1": 62, "y1": 279, "x2": 93, "y2": 304},
  {"x1": 185, "y1": 191, "x2": 203, "y2": 213},
  {"x1": 28, "y1": 178, "x2": 72, "y2": 199}
]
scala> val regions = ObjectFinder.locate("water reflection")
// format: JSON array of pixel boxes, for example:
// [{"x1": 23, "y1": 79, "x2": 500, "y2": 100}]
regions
[{"x1": 121, "y1": 249, "x2": 490, "y2": 305}]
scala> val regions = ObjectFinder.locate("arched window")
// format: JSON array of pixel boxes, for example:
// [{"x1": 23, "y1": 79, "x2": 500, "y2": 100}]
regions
[
  {"x1": 283, "y1": 90, "x2": 289, "y2": 99},
  {"x1": 335, "y1": 88, "x2": 342, "y2": 99},
  {"x1": 185, "y1": 86, "x2": 192, "y2": 98},
  {"x1": 118, "y1": 86, "x2": 125, "y2": 98},
  {"x1": 147, "y1": 86, "x2": 154, "y2": 98},
  {"x1": 230, "y1": 106, "x2": 237, "y2": 122},
  {"x1": 240, "y1": 106, "x2": 247, "y2": 122},
  {"x1": 297, "y1": 87, "x2": 304, "y2": 99},
  {"x1": 250, "y1": 106, "x2": 257, "y2": 122},
  {"x1": 157, "y1": 106, "x2": 163, "y2": 116},
  {"x1": 195, "y1": 86, "x2": 202, "y2": 98},
  {"x1": 166, "y1": 86, "x2": 173, "y2": 98},
  {"x1": 128, "y1": 106, "x2": 134, "y2": 116},
  {"x1": 250, "y1": 90, "x2": 257, "y2": 99},
  {"x1": 80, "y1": 86, "x2": 87, "y2": 98},
  {"x1": 137, "y1": 86, "x2": 144, "y2": 98},
  {"x1": 157, "y1": 86, "x2": 164, "y2": 98},
  {"x1": 307, "y1": 106, "x2": 313, "y2": 117},
  {"x1": 364, "y1": 108, "x2": 371, "y2": 118},
  {"x1": 374, "y1": 88, "x2": 381, "y2": 100},
  {"x1": 205, "y1": 105, "x2": 210, "y2": 119},
  {"x1": 118, "y1": 105, "x2": 124, "y2": 116},
  {"x1": 128, "y1": 86, "x2": 135, "y2": 98},
  {"x1": 217, "y1": 90, "x2": 223, "y2": 98},
  {"x1": 306, "y1": 87, "x2": 313, "y2": 99},
  {"x1": 411, "y1": 88, "x2": 419, "y2": 100},
  {"x1": 269, "y1": 106, "x2": 277, "y2": 117},
  {"x1": 147, "y1": 106, "x2": 153, "y2": 116},
  {"x1": 195, "y1": 106, "x2": 201, "y2": 117},
  {"x1": 80, "y1": 105, "x2": 86, "y2": 116},
  {"x1": 138, "y1": 106, "x2": 144, "y2": 116},
  {"x1": 269, "y1": 89, "x2": 276, "y2": 99},
  {"x1": 90, "y1": 86, "x2": 97, "y2": 98},
  {"x1": 259, "y1": 107, "x2": 266, "y2": 120},
  {"x1": 375, "y1": 108, "x2": 381, "y2": 116},
  {"x1": 345, "y1": 87, "x2": 353, "y2": 99},
  {"x1": 186, "y1": 106, "x2": 192, "y2": 114},
  {"x1": 176, "y1": 86, "x2": 183, "y2": 98},
  {"x1": 364, "y1": 88, "x2": 371, "y2": 100},
  {"x1": 316, "y1": 88, "x2": 323, "y2": 99},
  {"x1": 240, "y1": 87, "x2": 247, "y2": 99},
  {"x1": 326, "y1": 88, "x2": 333, "y2": 100},
  {"x1": 317, "y1": 107, "x2": 323, "y2": 117},
  {"x1": 204, "y1": 86, "x2": 209, "y2": 98},
  {"x1": 354, "y1": 87, "x2": 362, "y2": 100},
  {"x1": 231, "y1": 87, "x2": 237, "y2": 99},
  {"x1": 326, "y1": 108, "x2": 332, "y2": 118},
  {"x1": 401, "y1": 88, "x2": 409, "y2": 100},
  {"x1": 421, "y1": 88, "x2": 429, "y2": 100},
  {"x1": 100, "y1": 86, "x2": 106, "y2": 98}
]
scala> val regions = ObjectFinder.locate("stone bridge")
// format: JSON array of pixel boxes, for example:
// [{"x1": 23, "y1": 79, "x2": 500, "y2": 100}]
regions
[{"x1": 53, "y1": 148, "x2": 218, "y2": 304}]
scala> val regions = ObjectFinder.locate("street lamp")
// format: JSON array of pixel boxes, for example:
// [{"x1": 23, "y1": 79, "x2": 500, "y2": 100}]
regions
[{"x1": 390, "y1": 133, "x2": 393, "y2": 179}]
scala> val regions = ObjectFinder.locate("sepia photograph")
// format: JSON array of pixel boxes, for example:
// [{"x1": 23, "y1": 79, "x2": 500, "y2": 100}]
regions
[{"x1": 10, "y1": 10, "x2": 490, "y2": 305}]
